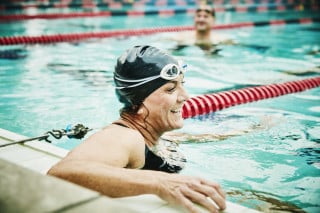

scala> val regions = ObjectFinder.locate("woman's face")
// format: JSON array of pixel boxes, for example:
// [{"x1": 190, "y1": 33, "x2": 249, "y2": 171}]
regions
[
  {"x1": 142, "y1": 74, "x2": 189, "y2": 132},
  {"x1": 194, "y1": 7, "x2": 214, "y2": 32}
]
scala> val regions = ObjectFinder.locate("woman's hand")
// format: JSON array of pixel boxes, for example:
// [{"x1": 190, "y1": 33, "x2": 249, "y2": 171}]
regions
[{"x1": 156, "y1": 173, "x2": 226, "y2": 213}]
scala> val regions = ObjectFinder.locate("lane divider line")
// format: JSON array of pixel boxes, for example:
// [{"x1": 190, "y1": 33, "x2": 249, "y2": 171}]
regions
[
  {"x1": 0, "y1": 3, "x2": 318, "y2": 21},
  {"x1": 182, "y1": 77, "x2": 320, "y2": 119},
  {"x1": 1, "y1": 17, "x2": 319, "y2": 45}
]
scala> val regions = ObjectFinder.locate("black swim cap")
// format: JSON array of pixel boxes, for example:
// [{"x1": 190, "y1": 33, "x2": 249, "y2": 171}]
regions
[{"x1": 114, "y1": 45, "x2": 179, "y2": 107}]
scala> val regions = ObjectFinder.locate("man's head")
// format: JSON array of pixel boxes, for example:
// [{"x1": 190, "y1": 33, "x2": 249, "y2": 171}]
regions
[
  {"x1": 114, "y1": 45, "x2": 186, "y2": 111},
  {"x1": 194, "y1": 4, "x2": 215, "y2": 33}
]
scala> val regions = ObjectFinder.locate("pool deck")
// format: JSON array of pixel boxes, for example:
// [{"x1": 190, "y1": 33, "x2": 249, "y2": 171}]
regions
[{"x1": 0, "y1": 128, "x2": 261, "y2": 213}]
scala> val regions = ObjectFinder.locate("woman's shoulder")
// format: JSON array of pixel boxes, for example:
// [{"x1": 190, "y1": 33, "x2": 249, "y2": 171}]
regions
[
  {"x1": 86, "y1": 124, "x2": 144, "y2": 146},
  {"x1": 64, "y1": 123, "x2": 145, "y2": 168},
  {"x1": 107, "y1": 123, "x2": 144, "y2": 140}
]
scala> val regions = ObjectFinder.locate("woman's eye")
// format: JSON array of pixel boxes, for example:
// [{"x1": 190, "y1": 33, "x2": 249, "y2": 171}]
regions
[{"x1": 167, "y1": 87, "x2": 176, "y2": 92}]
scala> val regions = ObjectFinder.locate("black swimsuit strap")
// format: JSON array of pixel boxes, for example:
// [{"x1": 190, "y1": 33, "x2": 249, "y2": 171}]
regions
[
  {"x1": 112, "y1": 122, "x2": 184, "y2": 173},
  {"x1": 112, "y1": 121, "x2": 129, "y2": 128}
]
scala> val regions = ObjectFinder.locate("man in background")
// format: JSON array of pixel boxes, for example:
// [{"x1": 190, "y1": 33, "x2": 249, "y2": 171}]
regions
[{"x1": 171, "y1": 4, "x2": 235, "y2": 54}]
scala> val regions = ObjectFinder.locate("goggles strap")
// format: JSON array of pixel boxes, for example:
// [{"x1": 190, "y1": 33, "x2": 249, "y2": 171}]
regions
[
  {"x1": 114, "y1": 75, "x2": 159, "y2": 83},
  {"x1": 115, "y1": 75, "x2": 160, "y2": 89},
  {"x1": 115, "y1": 62, "x2": 187, "y2": 89}
]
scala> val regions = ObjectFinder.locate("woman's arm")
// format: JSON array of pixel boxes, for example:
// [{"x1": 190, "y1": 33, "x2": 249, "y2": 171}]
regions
[
  {"x1": 47, "y1": 125, "x2": 226, "y2": 213},
  {"x1": 162, "y1": 131, "x2": 245, "y2": 143},
  {"x1": 47, "y1": 159, "x2": 159, "y2": 197},
  {"x1": 163, "y1": 115, "x2": 277, "y2": 143},
  {"x1": 48, "y1": 159, "x2": 226, "y2": 213}
]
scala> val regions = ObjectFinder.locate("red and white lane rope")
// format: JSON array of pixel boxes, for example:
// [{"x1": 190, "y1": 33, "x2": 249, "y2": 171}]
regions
[
  {"x1": 1, "y1": 17, "x2": 319, "y2": 45},
  {"x1": 0, "y1": 3, "x2": 318, "y2": 21},
  {"x1": 182, "y1": 77, "x2": 320, "y2": 119}
]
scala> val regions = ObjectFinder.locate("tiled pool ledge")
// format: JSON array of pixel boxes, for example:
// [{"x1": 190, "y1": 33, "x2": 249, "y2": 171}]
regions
[{"x1": 0, "y1": 128, "x2": 260, "y2": 213}]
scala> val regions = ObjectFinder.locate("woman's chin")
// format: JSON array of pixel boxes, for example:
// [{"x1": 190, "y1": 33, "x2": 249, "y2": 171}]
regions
[{"x1": 172, "y1": 120, "x2": 184, "y2": 130}]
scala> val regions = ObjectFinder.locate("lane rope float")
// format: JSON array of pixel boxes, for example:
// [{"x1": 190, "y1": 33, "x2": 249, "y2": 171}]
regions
[
  {"x1": 0, "y1": 3, "x2": 318, "y2": 21},
  {"x1": 1, "y1": 77, "x2": 318, "y2": 146},
  {"x1": 1, "y1": 17, "x2": 319, "y2": 45},
  {"x1": 0, "y1": 0, "x2": 314, "y2": 10},
  {"x1": 182, "y1": 76, "x2": 320, "y2": 119}
]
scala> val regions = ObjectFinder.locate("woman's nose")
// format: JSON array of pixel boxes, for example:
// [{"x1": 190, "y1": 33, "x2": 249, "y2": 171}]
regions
[{"x1": 179, "y1": 87, "x2": 190, "y2": 103}]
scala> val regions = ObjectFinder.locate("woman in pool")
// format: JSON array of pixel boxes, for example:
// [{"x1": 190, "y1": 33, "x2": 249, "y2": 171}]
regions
[{"x1": 47, "y1": 45, "x2": 226, "y2": 213}]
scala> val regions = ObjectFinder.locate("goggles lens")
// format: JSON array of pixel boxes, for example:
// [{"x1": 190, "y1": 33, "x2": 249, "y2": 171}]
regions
[{"x1": 160, "y1": 64, "x2": 180, "y2": 80}]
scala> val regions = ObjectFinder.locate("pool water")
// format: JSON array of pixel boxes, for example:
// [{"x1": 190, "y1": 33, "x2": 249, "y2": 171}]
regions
[
  {"x1": 1, "y1": 9, "x2": 319, "y2": 36},
  {"x1": 0, "y1": 8, "x2": 320, "y2": 213}
]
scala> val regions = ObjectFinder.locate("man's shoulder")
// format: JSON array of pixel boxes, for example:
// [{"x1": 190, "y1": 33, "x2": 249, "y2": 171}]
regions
[
  {"x1": 211, "y1": 33, "x2": 234, "y2": 44},
  {"x1": 173, "y1": 32, "x2": 195, "y2": 45}
]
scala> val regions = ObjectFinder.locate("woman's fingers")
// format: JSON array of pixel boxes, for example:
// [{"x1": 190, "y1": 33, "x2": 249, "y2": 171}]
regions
[
  {"x1": 175, "y1": 179, "x2": 226, "y2": 212},
  {"x1": 172, "y1": 186, "x2": 203, "y2": 213},
  {"x1": 158, "y1": 174, "x2": 226, "y2": 213},
  {"x1": 181, "y1": 186, "x2": 221, "y2": 213},
  {"x1": 185, "y1": 179, "x2": 226, "y2": 211},
  {"x1": 200, "y1": 178, "x2": 226, "y2": 200}
]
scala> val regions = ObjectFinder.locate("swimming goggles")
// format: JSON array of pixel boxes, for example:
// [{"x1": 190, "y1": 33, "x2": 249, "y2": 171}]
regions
[
  {"x1": 115, "y1": 61, "x2": 187, "y2": 89},
  {"x1": 196, "y1": 8, "x2": 215, "y2": 16}
]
